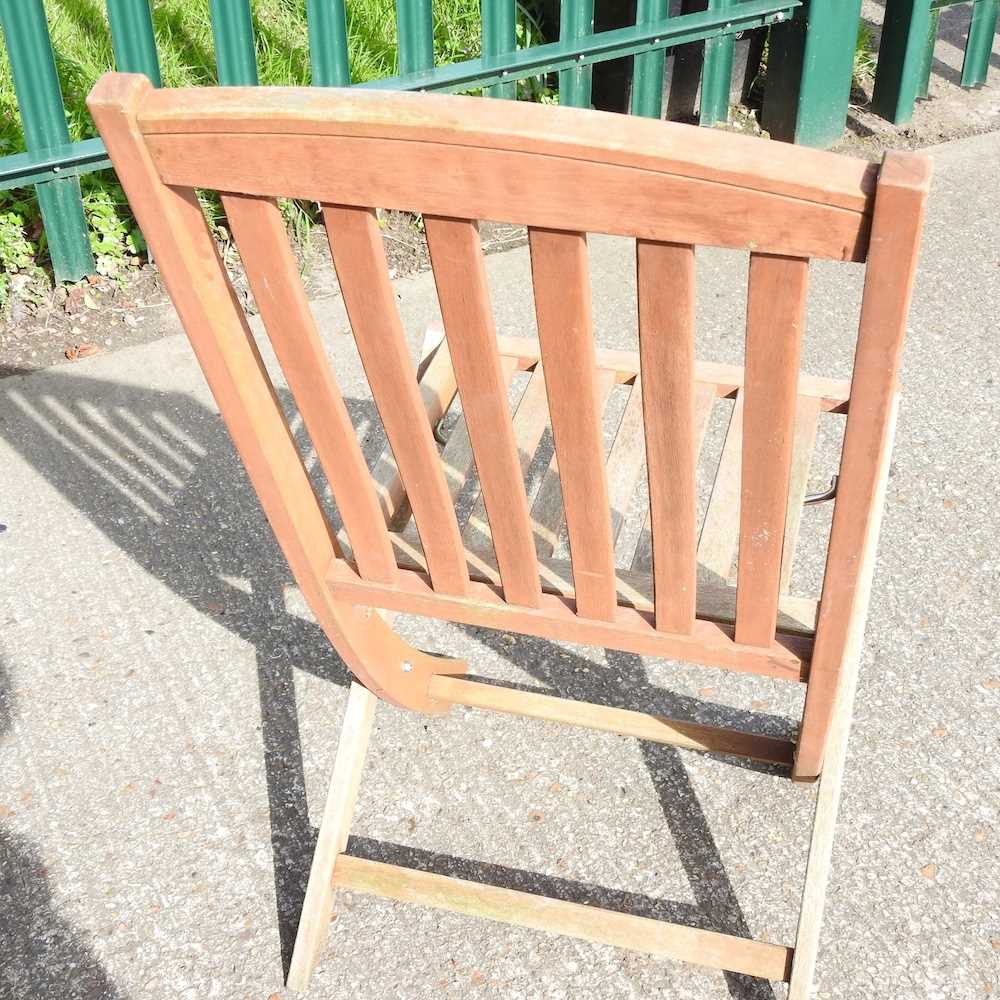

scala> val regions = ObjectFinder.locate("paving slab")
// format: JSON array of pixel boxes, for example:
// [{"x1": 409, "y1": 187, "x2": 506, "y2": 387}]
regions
[{"x1": 1, "y1": 130, "x2": 998, "y2": 1000}]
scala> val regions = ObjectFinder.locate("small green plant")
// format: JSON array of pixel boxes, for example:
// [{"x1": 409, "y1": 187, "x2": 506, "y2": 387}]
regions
[
  {"x1": 854, "y1": 24, "x2": 877, "y2": 85},
  {"x1": 82, "y1": 180, "x2": 145, "y2": 277},
  {"x1": 0, "y1": 202, "x2": 38, "y2": 309}
]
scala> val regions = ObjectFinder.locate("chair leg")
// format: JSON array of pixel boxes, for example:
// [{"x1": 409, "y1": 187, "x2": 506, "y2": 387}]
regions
[
  {"x1": 287, "y1": 682, "x2": 378, "y2": 992},
  {"x1": 787, "y1": 590, "x2": 871, "y2": 996}
]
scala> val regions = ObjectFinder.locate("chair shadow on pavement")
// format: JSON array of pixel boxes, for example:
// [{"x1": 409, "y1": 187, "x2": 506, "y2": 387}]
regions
[
  {"x1": 0, "y1": 652, "x2": 130, "y2": 1000},
  {"x1": 3, "y1": 367, "x2": 786, "y2": 1000}
]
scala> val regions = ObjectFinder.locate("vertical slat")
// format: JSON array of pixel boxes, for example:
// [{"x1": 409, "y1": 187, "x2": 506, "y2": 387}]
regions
[
  {"x1": 779, "y1": 395, "x2": 821, "y2": 592},
  {"x1": 559, "y1": 0, "x2": 595, "y2": 107},
  {"x1": 396, "y1": 0, "x2": 435, "y2": 75},
  {"x1": 106, "y1": 0, "x2": 163, "y2": 87},
  {"x1": 221, "y1": 193, "x2": 398, "y2": 584},
  {"x1": 734, "y1": 253, "x2": 808, "y2": 647},
  {"x1": 423, "y1": 216, "x2": 541, "y2": 608},
  {"x1": 0, "y1": 0, "x2": 94, "y2": 280},
  {"x1": 531, "y1": 368, "x2": 616, "y2": 558},
  {"x1": 637, "y1": 240, "x2": 697, "y2": 634},
  {"x1": 699, "y1": 0, "x2": 735, "y2": 125},
  {"x1": 287, "y1": 682, "x2": 377, "y2": 991},
  {"x1": 323, "y1": 204, "x2": 469, "y2": 596},
  {"x1": 528, "y1": 228, "x2": 616, "y2": 621},
  {"x1": 482, "y1": 0, "x2": 517, "y2": 98},
  {"x1": 307, "y1": 0, "x2": 352, "y2": 86},
  {"x1": 209, "y1": 0, "x2": 259, "y2": 85},
  {"x1": 631, "y1": 0, "x2": 669, "y2": 118},
  {"x1": 961, "y1": 0, "x2": 999, "y2": 88},
  {"x1": 795, "y1": 152, "x2": 931, "y2": 780}
]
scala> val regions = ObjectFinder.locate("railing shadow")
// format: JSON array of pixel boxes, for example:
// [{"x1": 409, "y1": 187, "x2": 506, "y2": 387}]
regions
[
  {"x1": 0, "y1": 651, "x2": 130, "y2": 1000},
  {"x1": 3, "y1": 364, "x2": 786, "y2": 997}
]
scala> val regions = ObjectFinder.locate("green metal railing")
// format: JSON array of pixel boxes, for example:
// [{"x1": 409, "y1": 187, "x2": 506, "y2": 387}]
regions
[
  {"x1": 1, "y1": 0, "x2": 966, "y2": 282},
  {"x1": 871, "y1": 0, "x2": 998, "y2": 123}
]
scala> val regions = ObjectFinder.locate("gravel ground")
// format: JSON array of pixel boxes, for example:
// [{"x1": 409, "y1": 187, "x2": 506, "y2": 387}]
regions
[{"x1": 0, "y1": 131, "x2": 998, "y2": 1000}]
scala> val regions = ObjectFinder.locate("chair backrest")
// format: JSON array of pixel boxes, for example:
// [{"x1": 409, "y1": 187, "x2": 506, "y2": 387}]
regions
[{"x1": 88, "y1": 74, "x2": 931, "y2": 773}]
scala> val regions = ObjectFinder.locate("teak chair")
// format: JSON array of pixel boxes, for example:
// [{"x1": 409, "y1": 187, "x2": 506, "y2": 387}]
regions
[{"x1": 88, "y1": 72, "x2": 931, "y2": 996}]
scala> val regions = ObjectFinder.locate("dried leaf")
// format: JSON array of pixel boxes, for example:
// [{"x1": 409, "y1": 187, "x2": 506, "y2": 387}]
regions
[{"x1": 64, "y1": 343, "x2": 101, "y2": 361}]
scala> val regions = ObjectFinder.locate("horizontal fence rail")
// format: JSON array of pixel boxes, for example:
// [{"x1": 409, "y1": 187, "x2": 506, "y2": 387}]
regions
[{"x1": 0, "y1": 0, "x2": 994, "y2": 279}]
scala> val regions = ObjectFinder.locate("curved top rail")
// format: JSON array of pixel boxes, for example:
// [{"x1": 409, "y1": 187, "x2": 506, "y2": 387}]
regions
[
  {"x1": 133, "y1": 83, "x2": 878, "y2": 214},
  {"x1": 89, "y1": 73, "x2": 882, "y2": 260}
]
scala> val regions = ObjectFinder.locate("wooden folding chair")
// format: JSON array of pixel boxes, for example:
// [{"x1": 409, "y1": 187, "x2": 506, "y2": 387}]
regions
[{"x1": 88, "y1": 73, "x2": 931, "y2": 996}]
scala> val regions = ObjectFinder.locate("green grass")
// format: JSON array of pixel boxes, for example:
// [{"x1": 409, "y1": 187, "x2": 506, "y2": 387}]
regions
[{"x1": 0, "y1": 0, "x2": 484, "y2": 300}]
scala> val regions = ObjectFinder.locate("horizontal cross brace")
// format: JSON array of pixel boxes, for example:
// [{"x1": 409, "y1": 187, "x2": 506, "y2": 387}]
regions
[
  {"x1": 333, "y1": 854, "x2": 795, "y2": 981},
  {"x1": 329, "y1": 561, "x2": 809, "y2": 682},
  {"x1": 429, "y1": 674, "x2": 796, "y2": 766}
]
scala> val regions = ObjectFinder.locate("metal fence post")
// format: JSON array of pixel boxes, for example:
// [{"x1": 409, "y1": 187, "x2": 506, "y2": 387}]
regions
[
  {"x1": 917, "y1": 6, "x2": 940, "y2": 99},
  {"x1": 307, "y1": 0, "x2": 352, "y2": 86},
  {"x1": 961, "y1": 0, "x2": 999, "y2": 87},
  {"x1": 483, "y1": 0, "x2": 517, "y2": 98},
  {"x1": 0, "y1": 0, "x2": 95, "y2": 281},
  {"x1": 209, "y1": 0, "x2": 260, "y2": 85},
  {"x1": 870, "y1": 0, "x2": 930, "y2": 124},
  {"x1": 106, "y1": 0, "x2": 162, "y2": 85},
  {"x1": 396, "y1": 0, "x2": 435, "y2": 75},
  {"x1": 760, "y1": 0, "x2": 863, "y2": 146},
  {"x1": 700, "y1": 0, "x2": 735, "y2": 124},
  {"x1": 631, "y1": 0, "x2": 669, "y2": 117},
  {"x1": 559, "y1": 0, "x2": 596, "y2": 107}
]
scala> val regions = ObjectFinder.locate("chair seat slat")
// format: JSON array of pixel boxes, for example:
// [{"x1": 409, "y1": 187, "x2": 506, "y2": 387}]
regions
[
  {"x1": 385, "y1": 533, "x2": 819, "y2": 636},
  {"x1": 629, "y1": 381, "x2": 716, "y2": 574},
  {"x1": 323, "y1": 203, "x2": 469, "y2": 596},
  {"x1": 531, "y1": 368, "x2": 616, "y2": 558},
  {"x1": 402, "y1": 354, "x2": 519, "y2": 535},
  {"x1": 464, "y1": 363, "x2": 550, "y2": 551},
  {"x1": 606, "y1": 377, "x2": 648, "y2": 544},
  {"x1": 529, "y1": 226, "x2": 617, "y2": 622},
  {"x1": 780, "y1": 395, "x2": 822, "y2": 592},
  {"x1": 372, "y1": 335, "x2": 459, "y2": 530},
  {"x1": 735, "y1": 253, "x2": 809, "y2": 647}
]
